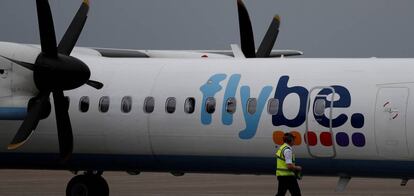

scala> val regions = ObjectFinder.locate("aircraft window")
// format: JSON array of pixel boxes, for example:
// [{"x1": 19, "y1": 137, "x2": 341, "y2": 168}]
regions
[
  {"x1": 314, "y1": 98, "x2": 326, "y2": 116},
  {"x1": 184, "y1": 97, "x2": 196, "y2": 114},
  {"x1": 121, "y1": 96, "x2": 132, "y2": 113},
  {"x1": 0, "y1": 69, "x2": 8, "y2": 79},
  {"x1": 247, "y1": 98, "x2": 257, "y2": 115},
  {"x1": 144, "y1": 97, "x2": 155, "y2": 113},
  {"x1": 205, "y1": 97, "x2": 216, "y2": 114},
  {"x1": 267, "y1": 98, "x2": 279, "y2": 115},
  {"x1": 166, "y1": 97, "x2": 176, "y2": 114},
  {"x1": 226, "y1": 97, "x2": 237, "y2": 114},
  {"x1": 99, "y1": 96, "x2": 110, "y2": 113},
  {"x1": 79, "y1": 96, "x2": 89, "y2": 113}
]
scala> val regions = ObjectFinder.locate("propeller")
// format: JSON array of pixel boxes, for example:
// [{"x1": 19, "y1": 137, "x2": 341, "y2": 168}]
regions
[
  {"x1": 236, "y1": 0, "x2": 281, "y2": 58},
  {"x1": 5, "y1": 0, "x2": 103, "y2": 161}
]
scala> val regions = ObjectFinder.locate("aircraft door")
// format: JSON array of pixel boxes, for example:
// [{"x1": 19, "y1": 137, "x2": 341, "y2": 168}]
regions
[
  {"x1": 305, "y1": 87, "x2": 336, "y2": 158},
  {"x1": 375, "y1": 87, "x2": 409, "y2": 159}
]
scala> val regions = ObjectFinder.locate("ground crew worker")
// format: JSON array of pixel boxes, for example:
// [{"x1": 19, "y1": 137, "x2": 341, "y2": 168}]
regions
[{"x1": 275, "y1": 133, "x2": 302, "y2": 196}]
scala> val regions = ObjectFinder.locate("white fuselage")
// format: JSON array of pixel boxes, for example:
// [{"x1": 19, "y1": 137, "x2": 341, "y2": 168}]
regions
[{"x1": 0, "y1": 42, "x2": 413, "y2": 178}]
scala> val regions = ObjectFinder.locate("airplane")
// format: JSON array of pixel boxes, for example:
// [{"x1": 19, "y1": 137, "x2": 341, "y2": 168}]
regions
[{"x1": 1, "y1": 0, "x2": 414, "y2": 195}]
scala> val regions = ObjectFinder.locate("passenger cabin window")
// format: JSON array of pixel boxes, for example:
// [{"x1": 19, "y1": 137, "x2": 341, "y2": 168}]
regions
[
  {"x1": 247, "y1": 98, "x2": 257, "y2": 115},
  {"x1": 121, "y1": 96, "x2": 132, "y2": 113},
  {"x1": 99, "y1": 96, "x2": 110, "y2": 113},
  {"x1": 79, "y1": 96, "x2": 89, "y2": 113},
  {"x1": 0, "y1": 69, "x2": 8, "y2": 79},
  {"x1": 314, "y1": 98, "x2": 326, "y2": 116},
  {"x1": 184, "y1": 97, "x2": 196, "y2": 114},
  {"x1": 267, "y1": 98, "x2": 279, "y2": 115},
  {"x1": 226, "y1": 97, "x2": 237, "y2": 114},
  {"x1": 144, "y1": 97, "x2": 155, "y2": 113},
  {"x1": 166, "y1": 97, "x2": 176, "y2": 114},
  {"x1": 205, "y1": 97, "x2": 216, "y2": 114}
]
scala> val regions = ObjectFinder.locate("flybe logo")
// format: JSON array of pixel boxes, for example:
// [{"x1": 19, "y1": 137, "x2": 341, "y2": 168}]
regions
[{"x1": 199, "y1": 74, "x2": 365, "y2": 146}]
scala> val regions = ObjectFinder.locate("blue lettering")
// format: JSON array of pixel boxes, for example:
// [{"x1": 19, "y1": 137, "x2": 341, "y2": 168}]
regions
[
  {"x1": 272, "y1": 76, "x2": 309, "y2": 127},
  {"x1": 200, "y1": 74, "x2": 227, "y2": 125},
  {"x1": 315, "y1": 85, "x2": 351, "y2": 128},
  {"x1": 239, "y1": 85, "x2": 273, "y2": 139},
  {"x1": 222, "y1": 74, "x2": 241, "y2": 125},
  {"x1": 199, "y1": 73, "x2": 361, "y2": 141}
]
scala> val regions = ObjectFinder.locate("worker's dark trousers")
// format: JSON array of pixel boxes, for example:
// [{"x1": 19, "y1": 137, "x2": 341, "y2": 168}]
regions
[{"x1": 276, "y1": 176, "x2": 301, "y2": 196}]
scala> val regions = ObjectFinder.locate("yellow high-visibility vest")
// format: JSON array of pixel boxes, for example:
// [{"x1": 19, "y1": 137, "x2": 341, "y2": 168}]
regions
[{"x1": 276, "y1": 143, "x2": 296, "y2": 176}]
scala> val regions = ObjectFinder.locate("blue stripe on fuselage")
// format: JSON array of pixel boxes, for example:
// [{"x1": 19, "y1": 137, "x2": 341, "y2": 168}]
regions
[
  {"x1": 0, "y1": 153, "x2": 411, "y2": 179},
  {"x1": 0, "y1": 107, "x2": 26, "y2": 120}
]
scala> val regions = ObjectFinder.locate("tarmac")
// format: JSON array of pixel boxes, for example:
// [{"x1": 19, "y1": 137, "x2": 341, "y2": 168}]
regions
[{"x1": 0, "y1": 170, "x2": 414, "y2": 196}]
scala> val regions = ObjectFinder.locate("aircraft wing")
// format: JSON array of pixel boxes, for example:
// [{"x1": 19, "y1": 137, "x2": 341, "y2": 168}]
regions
[
  {"x1": 28, "y1": 45, "x2": 304, "y2": 59},
  {"x1": 92, "y1": 48, "x2": 303, "y2": 58},
  {"x1": 195, "y1": 49, "x2": 304, "y2": 57}
]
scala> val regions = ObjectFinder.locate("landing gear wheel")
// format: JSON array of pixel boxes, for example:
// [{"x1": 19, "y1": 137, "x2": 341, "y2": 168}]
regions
[{"x1": 66, "y1": 174, "x2": 109, "y2": 196}]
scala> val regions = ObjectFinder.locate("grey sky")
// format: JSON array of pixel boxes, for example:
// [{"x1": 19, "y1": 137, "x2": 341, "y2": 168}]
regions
[{"x1": 0, "y1": 0, "x2": 414, "y2": 57}]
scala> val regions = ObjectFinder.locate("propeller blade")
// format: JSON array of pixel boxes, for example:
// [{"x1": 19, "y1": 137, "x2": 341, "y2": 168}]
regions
[
  {"x1": 58, "y1": 0, "x2": 90, "y2": 55},
  {"x1": 237, "y1": 0, "x2": 256, "y2": 58},
  {"x1": 8, "y1": 93, "x2": 50, "y2": 150},
  {"x1": 0, "y1": 56, "x2": 35, "y2": 71},
  {"x1": 86, "y1": 80, "x2": 104, "y2": 90},
  {"x1": 256, "y1": 15, "x2": 281, "y2": 58},
  {"x1": 36, "y1": 0, "x2": 58, "y2": 57},
  {"x1": 53, "y1": 91, "x2": 73, "y2": 161}
]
